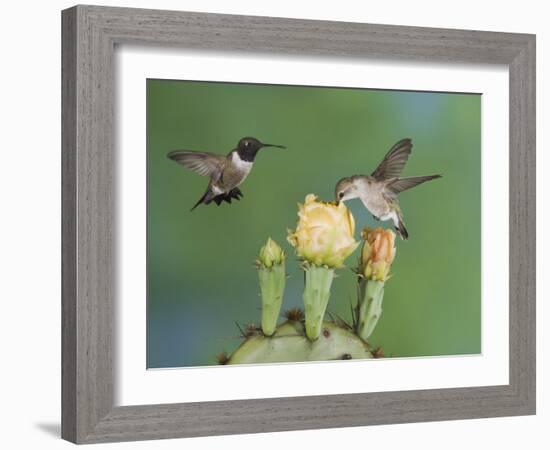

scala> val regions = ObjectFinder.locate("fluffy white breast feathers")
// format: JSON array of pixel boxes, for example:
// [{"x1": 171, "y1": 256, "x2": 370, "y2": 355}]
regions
[{"x1": 231, "y1": 151, "x2": 253, "y2": 172}]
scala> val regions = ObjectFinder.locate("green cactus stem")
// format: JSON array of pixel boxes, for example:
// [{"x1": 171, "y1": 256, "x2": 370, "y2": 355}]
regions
[
  {"x1": 303, "y1": 265, "x2": 334, "y2": 340},
  {"x1": 227, "y1": 319, "x2": 372, "y2": 364},
  {"x1": 257, "y1": 238, "x2": 286, "y2": 336},
  {"x1": 258, "y1": 263, "x2": 286, "y2": 336},
  {"x1": 356, "y1": 279, "x2": 385, "y2": 341}
]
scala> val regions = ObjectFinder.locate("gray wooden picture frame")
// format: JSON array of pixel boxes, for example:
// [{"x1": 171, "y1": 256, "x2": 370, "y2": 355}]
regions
[{"x1": 61, "y1": 4, "x2": 536, "y2": 444}]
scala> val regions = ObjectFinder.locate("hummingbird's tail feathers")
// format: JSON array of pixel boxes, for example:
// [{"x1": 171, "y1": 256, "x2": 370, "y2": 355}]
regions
[
  {"x1": 388, "y1": 174, "x2": 442, "y2": 196},
  {"x1": 391, "y1": 209, "x2": 408, "y2": 240},
  {"x1": 395, "y1": 221, "x2": 409, "y2": 240},
  {"x1": 190, "y1": 196, "x2": 205, "y2": 211},
  {"x1": 190, "y1": 188, "x2": 217, "y2": 211},
  {"x1": 371, "y1": 138, "x2": 413, "y2": 180}
]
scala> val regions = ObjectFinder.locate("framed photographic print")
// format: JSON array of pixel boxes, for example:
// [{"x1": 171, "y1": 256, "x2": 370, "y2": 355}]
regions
[{"x1": 62, "y1": 5, "x2": 536, "y2": 444}]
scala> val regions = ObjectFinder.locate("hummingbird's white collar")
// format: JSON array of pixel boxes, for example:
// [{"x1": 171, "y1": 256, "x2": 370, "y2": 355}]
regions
[{"x1": 231, "y1": 151, "x2": 253, "y2": 171}]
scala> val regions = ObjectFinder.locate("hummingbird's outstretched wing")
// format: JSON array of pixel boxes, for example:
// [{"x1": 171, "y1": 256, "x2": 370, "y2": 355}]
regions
[
  {"x1": 167, "y1": 150, "x2": 225, "y2": 179},
  {"x1": 371, "y1": 138, "x2": 413, "y2": 180},
  {"x1": 386, "y1": 174, "x2": 442, "y2": 197}
]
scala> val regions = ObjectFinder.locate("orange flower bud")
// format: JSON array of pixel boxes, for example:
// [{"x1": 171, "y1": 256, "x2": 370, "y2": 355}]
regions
[{"x1": 359, "y1": 227, "x2": 396, "y2": 281}]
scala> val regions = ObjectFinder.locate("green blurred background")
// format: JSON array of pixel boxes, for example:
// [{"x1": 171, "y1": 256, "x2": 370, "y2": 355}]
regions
[{"x1": 147, "y1": 79, "x2": 481, "y2": 368}]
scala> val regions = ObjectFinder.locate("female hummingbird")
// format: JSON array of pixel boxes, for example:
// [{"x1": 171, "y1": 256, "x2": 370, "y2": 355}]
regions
[
  {"x1": 168, "y1": 137, "x2": 286, "y2": 211},
  {"x1": 334, "y1": 138, "x2": 441, "y2": 240}
]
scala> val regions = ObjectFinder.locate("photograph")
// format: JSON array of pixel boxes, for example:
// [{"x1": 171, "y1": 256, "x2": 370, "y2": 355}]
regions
[
  {"x1": 146, "y1": 79, "x2": 481, "y2": 368},
  {"x1": 1, "y1": 0, "x2": 542, "y2": 447}
]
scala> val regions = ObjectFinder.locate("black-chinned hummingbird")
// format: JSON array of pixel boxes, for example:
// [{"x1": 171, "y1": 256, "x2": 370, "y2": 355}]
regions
[
  {"x1": 168, "y1": 137, "x2": 286, "y2": 211},
  {"x1": 334, "y1": 138, "x2": 441, "y2": 240}
]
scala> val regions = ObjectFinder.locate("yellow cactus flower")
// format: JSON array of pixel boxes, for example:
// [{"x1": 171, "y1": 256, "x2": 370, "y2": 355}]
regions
[
  {"x1": 287, "y1": 194, "x2": 359, "y2": 268},
  {"x1": 359, "y1": 227, "x2": 396, "y2": 281},
  {"x1": 258, "y1": 237, "x2": 285, "y2": 268}
]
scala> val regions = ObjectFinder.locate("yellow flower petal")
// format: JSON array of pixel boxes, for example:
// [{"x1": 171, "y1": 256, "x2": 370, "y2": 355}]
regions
[{"x1": 287, "y1": 194, "x2": 359, "y2": 268}]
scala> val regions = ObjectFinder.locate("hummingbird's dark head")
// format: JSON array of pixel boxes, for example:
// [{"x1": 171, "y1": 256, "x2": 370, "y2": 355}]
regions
[{"x1": 237, "y1": 137, "x2": 286, "y2": 162}]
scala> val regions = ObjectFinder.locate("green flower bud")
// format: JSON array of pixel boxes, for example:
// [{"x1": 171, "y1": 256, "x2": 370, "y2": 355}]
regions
[{"x1": 258, "y1": 237, "x2": 285, "y2": 268}]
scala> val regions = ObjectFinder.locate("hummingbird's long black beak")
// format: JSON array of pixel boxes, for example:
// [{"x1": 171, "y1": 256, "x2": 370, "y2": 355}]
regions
[{"x1": 261, "y1": 143, "x2": 286, "y2": 149}]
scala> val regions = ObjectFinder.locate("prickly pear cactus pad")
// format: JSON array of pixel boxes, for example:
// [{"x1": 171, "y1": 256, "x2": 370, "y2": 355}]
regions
[
  {"x1": 217, "y1": 195, "x2": 397, "y2": 365},
  {"x1": 228, "y1": 317, "x2": 372, "y2": 365}
]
